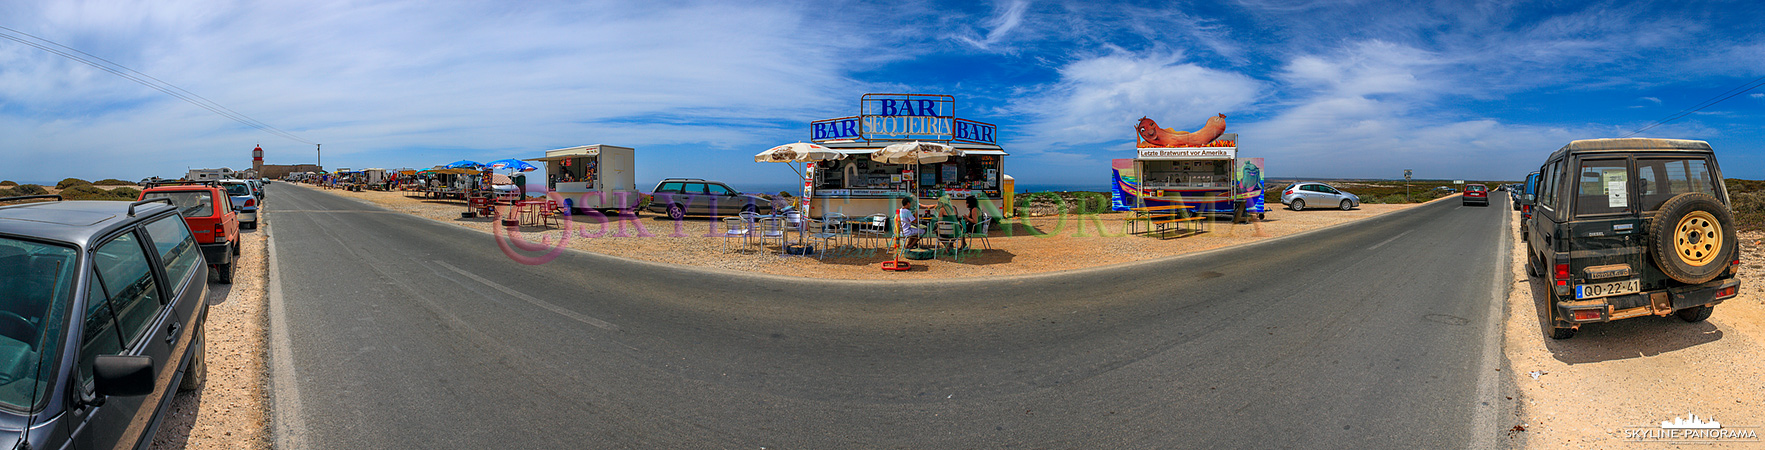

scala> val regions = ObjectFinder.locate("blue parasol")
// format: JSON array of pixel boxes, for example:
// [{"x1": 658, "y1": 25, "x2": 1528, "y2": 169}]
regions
[
  {"x1": 445, "y1": 160, "x2": 484, "y2": 170},
  {"x1": 486, "y1": 158, "x2": 537, "y2": 172}
]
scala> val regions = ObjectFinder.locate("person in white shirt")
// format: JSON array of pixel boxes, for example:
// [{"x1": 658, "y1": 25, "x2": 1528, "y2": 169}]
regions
[{"x1": 896, "y1": 196, "x2": 923, "y2": 248}]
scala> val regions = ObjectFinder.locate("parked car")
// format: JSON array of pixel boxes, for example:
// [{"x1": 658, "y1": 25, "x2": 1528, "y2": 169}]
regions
[
  {"x1": 1522, "y1": 138, "x2": 1740, "y2": 339},
  {"x1": 1432, "y1": 186, "x2": 1458, "y2": 194},
  {"x1": 1518, "y1": 171, "x2": 1540, "y2": 241},
  {"x1": 1462, "y1": 184, "x2": 1489, "y2": 206},
  {"x1": 1280, "y1": 182, "x2": 1359, "y2": 211},
  {"x1": 139, "y1": 182, "x2": 240, "y2": 283},
  {"x1": 645, "y1": 178, "x2": 774, "y2": 220},
  {"x1": 216, "y1": 179, "x2": 259, "y2": 229},
  {"x1": 0, "y1": 194, "x2": 209, "y2": 450},
  {"x1": 1513, "y1": 176, "x2": 1536, "y2": 212}
]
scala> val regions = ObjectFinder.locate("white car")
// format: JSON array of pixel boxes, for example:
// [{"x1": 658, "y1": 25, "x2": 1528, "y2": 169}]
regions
[{"x1": 1280, "y1": 182, "x2": 1360, "y2": 211}]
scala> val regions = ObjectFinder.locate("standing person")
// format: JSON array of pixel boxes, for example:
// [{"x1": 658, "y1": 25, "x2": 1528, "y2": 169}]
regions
[
  {"x1": 514, "y1": 172, "x2": 528, "y2": 199},
  {"x1": 896, "y1": 196, "x2": 922, "y2": 249}
]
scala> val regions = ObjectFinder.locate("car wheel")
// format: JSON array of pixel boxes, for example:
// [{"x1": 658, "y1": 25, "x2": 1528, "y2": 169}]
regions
[
  {"x1": 1340, "y1": 200, "x2": 1352, "y2": 211},
  {"x1": 742, "y1": 204, "x2": 759, "y2": 215},
  {"x1": 1647, "y1": 193, "x2": 1737, "y2": 284},
  {"x1": 215, "y1": 262, "x2": 234, "y2": 284},
  {"x1": 179, "y1": 323, "x2": 206, "y2": 392},
  {"x1": 1291, "y1": 199, "x2": 1304, "y2": 211},
  {"x1": 232, "y1": 241, "x2": 241, "y2": 257},
  {"x1": 1549, "y1": 327, "x2": 1576, "y2": 340},
  {"x1": 667, "y1": 203, "x2": 685, "y2": 221},
  {"x1": 1675, "y1": 305, "x2": 1714, "y2": 323}
]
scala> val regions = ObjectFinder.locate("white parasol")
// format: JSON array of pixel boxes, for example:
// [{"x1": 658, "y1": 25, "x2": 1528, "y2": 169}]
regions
[
  {"x1": 755, "y1": 142, "x2": 845, "y2": 163},
  {"x1": 871, "y1": 141, "x2": 960, "y2": 164}
]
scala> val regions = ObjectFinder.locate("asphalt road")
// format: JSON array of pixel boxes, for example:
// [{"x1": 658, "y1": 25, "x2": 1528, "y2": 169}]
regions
[{"x1": 266, "y1": 184, "x2": 1515, "y2": 449}]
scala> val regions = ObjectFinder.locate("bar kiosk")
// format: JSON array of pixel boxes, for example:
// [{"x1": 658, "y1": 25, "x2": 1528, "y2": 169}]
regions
[{"x1": 801, "y1": 94, "x2": 1014, "y2": 218}]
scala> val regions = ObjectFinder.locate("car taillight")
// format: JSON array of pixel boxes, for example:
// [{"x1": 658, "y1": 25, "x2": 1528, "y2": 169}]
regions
[
  {"x1": 245, "y1": 198, "x2": 256, "y2": 207},
  {"x1": 1554, "y1": 263, "x2": 1570, "y2": 287},
  {"x1": 1572, "y1": 309, "x2": 1601, "y2": 321},
  {"x1": 214, "y1": 223, "x2": 226, "y2": 240},
  {"x1": 1716, "y1": 285, "x2": 1739, "y2": 298}
]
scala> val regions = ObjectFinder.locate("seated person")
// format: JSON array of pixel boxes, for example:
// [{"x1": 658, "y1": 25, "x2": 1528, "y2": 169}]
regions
[{"x1": 896, "y1": 196, "x2": 923, "y2": 248}]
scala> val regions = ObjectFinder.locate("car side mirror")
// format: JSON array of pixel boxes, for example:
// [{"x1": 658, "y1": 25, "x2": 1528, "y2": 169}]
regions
[{"x1": 94, "y1": 355, "x2": 155, "y2": 398}]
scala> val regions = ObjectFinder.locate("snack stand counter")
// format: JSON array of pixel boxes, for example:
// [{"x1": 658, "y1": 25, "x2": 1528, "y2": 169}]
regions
[
  {"x1": 526, "y1": 144, "x2": 640, "y2": 214},
  {"x1": 806, "y1": 142, "x2": 1010, "y2": 218}
]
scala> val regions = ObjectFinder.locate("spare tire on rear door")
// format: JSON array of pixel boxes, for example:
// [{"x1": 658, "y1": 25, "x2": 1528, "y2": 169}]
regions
[{"x1": 1647, "y1": 192, "x2": 1737, "y2": 284}]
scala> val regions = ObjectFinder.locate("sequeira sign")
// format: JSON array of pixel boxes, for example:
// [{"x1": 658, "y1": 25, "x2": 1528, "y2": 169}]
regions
[{"x1": 809, "y1": 94, "x2": 997, "y2": 145}]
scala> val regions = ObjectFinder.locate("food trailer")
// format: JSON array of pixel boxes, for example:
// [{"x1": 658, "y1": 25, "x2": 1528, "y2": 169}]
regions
[
  {"x1": 526, "y1": 144, "x2": 640, "y2": 214},
  {"x1": 801, "y1": 94, "x2": 1013, "y2": 218},
  {"x1": 1111, "y1": 115, "x2": 1266, "y2": 219}
]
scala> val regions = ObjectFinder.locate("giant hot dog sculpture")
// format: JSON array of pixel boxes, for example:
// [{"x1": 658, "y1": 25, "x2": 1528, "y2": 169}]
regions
[{"x1": 1136, "y1": 113, "x2": 1232, "y2": 148}]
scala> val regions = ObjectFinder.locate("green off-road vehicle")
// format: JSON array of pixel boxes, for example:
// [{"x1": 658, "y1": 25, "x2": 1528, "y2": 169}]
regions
[{"x1": 1521, "y1": 138, "x2": 1741, "y2": 339}]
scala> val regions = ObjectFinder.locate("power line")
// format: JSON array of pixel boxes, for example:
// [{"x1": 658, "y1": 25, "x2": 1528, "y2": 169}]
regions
[
  {"x1": 0, "y1": 25, "x2": 316, "y2": 145},
  {"x1": 1623, "y1": 74, "x2": 1765, "y2": 137}
]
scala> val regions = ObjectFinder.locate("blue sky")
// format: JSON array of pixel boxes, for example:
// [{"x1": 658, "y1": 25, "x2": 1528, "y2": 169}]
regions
[{"x1": 3, "y1": 0, "x2": 1764, "y2": 189}]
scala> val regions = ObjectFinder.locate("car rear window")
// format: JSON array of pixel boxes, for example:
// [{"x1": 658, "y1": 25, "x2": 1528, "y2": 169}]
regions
[
  {"x1": 1468, "y1": 185, "x2": 1486, "y2": 192},
  {"x1": 1637, "y1": 158, "x2": 1718, "y2": 210},
  {"x1": 0, "y1": 237, "x2": 77, "y2": 411},
  {"x1": 656, "y1": 182, "x2": 683, "y2": 194},
  {"x1": 223, "y1": 184, "x2": 250, "y2": 196},
  {"x1": 143, "y1": 191, "x2": 215, "y2": 218},
  {"x1": 1574, "y1": 159, "x2": 1629, "y2": 216}
]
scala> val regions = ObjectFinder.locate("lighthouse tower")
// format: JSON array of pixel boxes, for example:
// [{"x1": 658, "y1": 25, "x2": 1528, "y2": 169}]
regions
[{"x1": 252, "y1": 145, "x2": 264, "y2": 177}]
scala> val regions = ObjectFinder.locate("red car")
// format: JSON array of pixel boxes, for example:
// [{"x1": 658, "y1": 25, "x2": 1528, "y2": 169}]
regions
[
  {"x1": 1462, "y1": 184, "x2": 1489, "y2": 206},
  {"x1": 140, "y1": 182, "x2": 240, "y2": 283}
]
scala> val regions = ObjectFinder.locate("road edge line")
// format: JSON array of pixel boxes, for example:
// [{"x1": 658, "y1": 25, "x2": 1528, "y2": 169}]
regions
[
  {"x1": 1468, "y1": 197, "x2": 1514, "y2": 450},
  {"x1": 265, "y1": 212, "x2": 310, "y2": 450}
]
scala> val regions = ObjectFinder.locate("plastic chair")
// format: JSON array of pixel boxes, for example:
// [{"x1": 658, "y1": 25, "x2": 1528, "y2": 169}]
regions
[
  {"x1": 537, "y1": 200, "x2": 561, "y2": 228},
  {"x1": 720, "y1": 217, "x2": 752, "y2": 253}
]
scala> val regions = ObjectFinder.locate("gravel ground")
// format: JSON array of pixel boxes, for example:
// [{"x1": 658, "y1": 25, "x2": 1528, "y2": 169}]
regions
[
  {"x1": 149, "y1": 217, "x2": 271, "y2": 449},
  {"x1": 304, "y1": 184, "x2": 1425, "y2": 279},
  {"x1": 1502, "y1": 212, "x2": 1765, "y2": 448}
]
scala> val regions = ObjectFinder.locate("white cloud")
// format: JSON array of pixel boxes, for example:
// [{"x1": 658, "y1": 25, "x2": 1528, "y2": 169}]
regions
[
  {"x1": 956, "y1": 0, "x2": 1031, "y2": 50},
  {"x1": 1242, "y1": 41, "x2": 1579, "y2": 179},
  {"x1": 1753, "y1": 93, "x2": 1764, "y2": 99},
  {"x1": 1006, "y1": 52, "x2": 1262, "y2": 151},
  {"x1": 1641, "y1": 96, "x2": 1662, "y2": 104},
  {"x1": 0, "y1": 1, "x2": 873, "y2": 181}
]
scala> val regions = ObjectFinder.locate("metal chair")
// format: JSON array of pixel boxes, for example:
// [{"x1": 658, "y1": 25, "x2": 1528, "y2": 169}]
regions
[
  {"x1": 809, "y1": 215, "x2": 846, "y2": 259},
  {"x1": 854, "y1": 214, "x2": 888, "y2": 253},
  {"x1": 783, "y1": 211, "x2": 808, "y2": 249},
  {"x1": 963, "y1": 216, "x2": 993, "y2": 252},
  {"x1": 932, "y1": 220, "x2": 962, "y2": 260},
  {"x1": 756, "y1": 217, "x2": 787, "y2": 253},
  {"x1": 720, "y1": 217, "x2": 752, "y2": 253}
]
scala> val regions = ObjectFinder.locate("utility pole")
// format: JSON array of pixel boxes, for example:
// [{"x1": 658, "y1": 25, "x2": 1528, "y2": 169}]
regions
[
  {"x1": 316, "y1": 143, "x2": 322, "y2": 170},
  {"x1": 1404, "y1": 169, "x2": 1412, "y2": 203}
]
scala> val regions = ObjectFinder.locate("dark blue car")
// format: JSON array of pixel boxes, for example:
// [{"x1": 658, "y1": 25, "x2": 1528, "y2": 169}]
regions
[{"x1": 0, "y1": 195, "x2": 209, "y2": 450}]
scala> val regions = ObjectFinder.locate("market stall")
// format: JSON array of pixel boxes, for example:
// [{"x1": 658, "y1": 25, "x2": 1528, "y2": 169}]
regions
[
  {"x1": 525, "y1": 144, "x2": 640, "y2": 214},
  {"x1": 797, "y1": 94, "x2": 1013, "y2": 219},
  {"x1": 1111, "y1": 114, "x2": 1266, "y2": 220}
]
